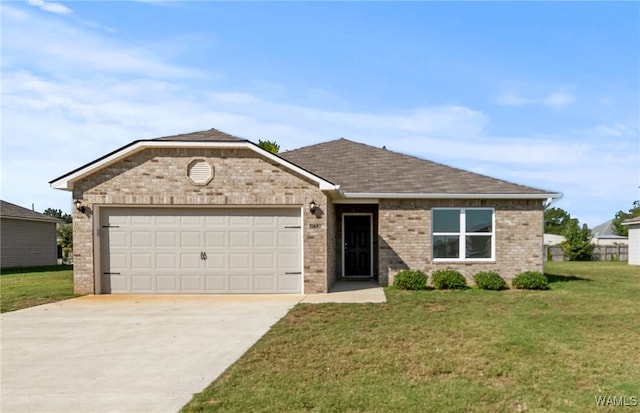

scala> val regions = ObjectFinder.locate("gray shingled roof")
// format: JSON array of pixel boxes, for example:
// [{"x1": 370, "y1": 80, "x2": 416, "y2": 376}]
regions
[
  {"x1": 622, "y1": 216, "x2": 640, "y2": 225},
  {"x1": 280, "y1": 138, "x2": 551, "y2": 195},
  {"x1": 0, "y1": 200, "x2": 62, "y2": 223},
  {"x1": 154, "y1": 128, "x2": 246, "y2": 142}
]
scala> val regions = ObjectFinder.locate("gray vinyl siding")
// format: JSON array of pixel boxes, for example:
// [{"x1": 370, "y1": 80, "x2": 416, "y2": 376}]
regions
[{"x1": 1, "y1": 218, "x2": 58, "y2": 268}]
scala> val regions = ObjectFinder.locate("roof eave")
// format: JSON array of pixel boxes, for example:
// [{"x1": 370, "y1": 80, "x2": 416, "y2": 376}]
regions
[
  {"x1": 50, "y1": 141, "x2": 340, "y2": 192},
  {"x1": 341, "y1": 192, "x2": 563, "y2": 200}
]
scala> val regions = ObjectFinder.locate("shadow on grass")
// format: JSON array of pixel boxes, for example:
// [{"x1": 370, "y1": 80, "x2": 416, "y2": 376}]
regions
[
  {"x1": 0, "y1": 264, "x2": 73, "y2": 275},
  {"x1": 545, "y1": 273, "x2": 592, "y2": 283}
]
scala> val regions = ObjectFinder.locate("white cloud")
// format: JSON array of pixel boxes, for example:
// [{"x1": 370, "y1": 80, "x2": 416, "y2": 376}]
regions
[
  {"x1": 495, "y1": 89, "x2": 576, "y2": 108},
  {"x1": 27, "y1": 0, "x2": 73, "y2": 15},
  {"x1": 3, "y1": 4, "x2": 202, "y2": 79},
  {"x1": 543, "y1": 92, "x2": 575, "y2": 108}
]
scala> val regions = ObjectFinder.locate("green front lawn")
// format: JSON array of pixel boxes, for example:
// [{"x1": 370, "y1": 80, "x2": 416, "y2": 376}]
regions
[
  {"x1": 184, "y1": 262, "x2": 640, "y2": 412},
  {"x1": 0, "y1": 265, "x2": 78, "y2": 312}
]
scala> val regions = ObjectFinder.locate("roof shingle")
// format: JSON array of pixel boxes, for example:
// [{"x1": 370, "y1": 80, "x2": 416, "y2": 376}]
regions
[
  {"x1": 280, "y1": 138, "x2": 552, "y2": 195},
  {"x1": 1, "y1": 200, "x2": 62, "y2": 223},
  {"x1": 154, "y1": 128, "x2": 246, "y2": 142}
]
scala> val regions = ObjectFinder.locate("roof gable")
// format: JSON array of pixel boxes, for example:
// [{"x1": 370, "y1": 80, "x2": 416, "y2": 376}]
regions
[
  {"x1": 49, "y1": 130, "x2": 338, "y2": 192},
  {"x1": 1, "y1": 200, "x2": 61, "y2": 223},
  {"x1": 280, "y1": 138, "x2": 558, "y2": 198}
]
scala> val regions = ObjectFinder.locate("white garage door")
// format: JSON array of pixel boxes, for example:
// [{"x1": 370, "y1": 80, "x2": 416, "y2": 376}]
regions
[{"x1": 100, "y1": 208, "x2": 302, "y2": 294}]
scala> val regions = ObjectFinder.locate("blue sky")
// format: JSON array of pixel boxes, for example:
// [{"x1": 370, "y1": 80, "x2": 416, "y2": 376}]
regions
[{"x1": 2, "y1": 1, "x2": 638, "y2": 228}]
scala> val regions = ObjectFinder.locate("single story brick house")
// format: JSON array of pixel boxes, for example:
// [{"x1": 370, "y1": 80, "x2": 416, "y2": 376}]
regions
[
  {"x1": 50, "y1": 129, "x2": 561, "y2": 294},
  {"x1": 1, "y1": 200, "x2": 61, "y2": 268}
]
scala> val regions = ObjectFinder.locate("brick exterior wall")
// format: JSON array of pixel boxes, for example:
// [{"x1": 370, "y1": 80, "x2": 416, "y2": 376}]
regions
[
  {"x1": 71, "y1": 147, "x2": 332, "y2": 294},
  {"x1": 378, "y1": 199, "x2": 544, "y2": 286}
]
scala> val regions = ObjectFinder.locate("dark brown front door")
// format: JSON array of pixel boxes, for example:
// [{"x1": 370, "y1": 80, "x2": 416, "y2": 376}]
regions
[{"x1": 344, "y1": 215, "x2": 372, "y2": 276}]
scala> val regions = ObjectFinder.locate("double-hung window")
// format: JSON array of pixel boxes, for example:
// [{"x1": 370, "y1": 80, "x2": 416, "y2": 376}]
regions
[{"x1": 432, "y1": 208, "x2": 494, "y2": 261}]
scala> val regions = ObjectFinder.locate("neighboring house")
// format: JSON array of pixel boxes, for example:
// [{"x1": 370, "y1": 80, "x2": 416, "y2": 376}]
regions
[
  {"x1": 50, "y1": 129, "x2": 561, "y2": 295},
  {"x1": 591, "y1": 219, "x2": 628, "y2": 245},
  {"x1": 1, "y1": 200, "x2": 61, "y2": 268},
  {"x1": 544, "y1": 233, "x2": 565, "y2": 245},
  {"x1": 622, "y1": 217, "x2": 640, "y2": 265}
]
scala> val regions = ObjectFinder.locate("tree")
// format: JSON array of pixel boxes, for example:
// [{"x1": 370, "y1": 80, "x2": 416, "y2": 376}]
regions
[
  {"x1": 57, "y1": 224, "x2": 73, "y2": 260},
  {"x1": 544, "y1": 207, "x2": 573, "y2": 235},
  {"x1": 43, "y1": 208, "x2": 72, "y2": 224},
  {"x1": 257, "y1": 139, "x2": 280, "y2": 154},
  {"x1": 560, "y1": 220, "x2": 595, "y2": 261},
  {"x1": 612, "y1": 200, "x2": 640, "y2": 237}
]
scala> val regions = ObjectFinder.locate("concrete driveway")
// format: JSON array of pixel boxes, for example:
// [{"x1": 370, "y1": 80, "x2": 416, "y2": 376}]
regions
[{"x1": 0, "y1": 295, "x2": 301, "y2": 413}]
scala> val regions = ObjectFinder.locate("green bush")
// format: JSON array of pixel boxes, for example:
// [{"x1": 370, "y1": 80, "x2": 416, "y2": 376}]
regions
[
  {"x1": 512, "y1": 271, "x2": 549, "y2": 290},
  {"x1": 473, "y1": 271, "x2": 508, "y2": 290},
  {"x1": 431, "y1": 269, "x2": 467, "y2": 290},
  {"x1": 392, "y1": 270, "x2": 427, "y2": 290}
]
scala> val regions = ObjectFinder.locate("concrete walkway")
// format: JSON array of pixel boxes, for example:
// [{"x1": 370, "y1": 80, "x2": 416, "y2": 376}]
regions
[
  {"x1": 301, "y1": 280, "x2": 386, "y2": 303},
  {"x1": 0, "y1": 283, "x2": 385, "y2": 413}
]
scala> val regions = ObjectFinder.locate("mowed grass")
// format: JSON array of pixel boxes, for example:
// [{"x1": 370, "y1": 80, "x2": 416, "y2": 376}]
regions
[
  {"x1": 184, "y1": 262, "x2": 640, "y2": 413},
  {"x1": 0, "y1": 265, "x2": 78, "y2": 312}
]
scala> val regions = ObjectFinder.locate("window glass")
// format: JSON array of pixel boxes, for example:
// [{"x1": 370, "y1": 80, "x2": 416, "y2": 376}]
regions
[
  {"x1": 466, "y1": 209, "x2": 492, "y2": 233},
  {"x1": 433, "y1": 235, "x2": 460, "y2": 258},
  {"x1": 466, "y1": 235, "x2": 492, "y2": 259},
  {"x1": 433, "y1": 209, "x2": 460, "y2": 232}
]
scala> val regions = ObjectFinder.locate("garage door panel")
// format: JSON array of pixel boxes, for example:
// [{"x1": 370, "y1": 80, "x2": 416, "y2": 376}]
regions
[
  {"x1": 278, "y1": 253, "x2": 299, "y2": 270},
  {"x1": 205, "y1": 275, "x2": 226, "y2": 292},
  {"x1": 204, "y1": 215, "x2": 226, "y2": 225},
  {"x1": 131, "y1": 275, "x2": 154, "y2": 292},
  {"x1": 156, "y1": 215, "x2": 179, "y2": 225},
  {"x1": 229, "y1": 232, "x2": 250, "y2": 247},
  {"x1": 229, "y1": 274, "x2": 251, "y2": 291},
  {"x1": 254, "y1": 253, "x2": 275, "y2": 270},
  {"x1": 204, "y1": 253, "x2": 226, "y2": 269},
  {"x1": 131, "y1": 231, "x2": 153, "y2": 248},
  {"x1": 156, "y1": 275, "x2": 179, "y2": 292},
  {"x1": 254, "y1": 215, "x2": 277, "y2": 226},
  {"x1": 230, "y1": 253, "x2": 251, "y2": 269},
  {"x1": 156, "y1": 232, "x2": 177, "y2": 247},
  {"x1": 229, "y1": 216, "x2": 251, "y2": 225},
  {"x1": 109, "y1": 231, "x2": 129, "y2": 248},
  {"x1": 181, "y1": 275, "x2": 203, "y2": 292},
  {"x1": 180, "y1": 216, "x2": 202, "y2": 226},
  {"x1": 156, "y1": 253, "x2": 178, "y2": 269},
  {"x1": 131, "y1": 253, "x2": 153, "y2": 270},
  {"x1": 102, "y1": 207, "x2": 301, "y2": 294},
  {"x1": 180, "y1": 253, "x2": 202, "y2": 269},
  {"x1": 278, "y1": 232, "x2": 300, "y2": 248},
  {"x1": 254, "y1": 232, "x2": 275, "y2": 248},
  {"x1": 108, "y1": 252, "x2": 130, "y2": 270},
  {"x1": 253, "y1": 275, "x2": 276, "y2": 292},
  {"x1": 180, "y1": 232, "x2": 201, "y2": 248},
  {"x1": 278, "y1": 274, "x2": 300, "y2": 292},
  {"x1": 204, "y1": 231, "x2": 226, "y2": 248},
  {"x1": 131, "y1": 215, "x2": 153, "y2": 225}
]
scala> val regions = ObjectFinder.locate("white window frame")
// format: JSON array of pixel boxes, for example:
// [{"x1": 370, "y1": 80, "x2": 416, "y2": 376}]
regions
[{"x1": 432, "y1": 208, "x2": 495, "y2": 262}]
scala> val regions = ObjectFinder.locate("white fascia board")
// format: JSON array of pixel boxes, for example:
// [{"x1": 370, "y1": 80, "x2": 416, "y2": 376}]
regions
[
  {"x1": 342, "y1": 192, "x2": 563, "y2": 200},
  {"x1": 50, "y1": 141, "x2": 339, "y2": 192}
]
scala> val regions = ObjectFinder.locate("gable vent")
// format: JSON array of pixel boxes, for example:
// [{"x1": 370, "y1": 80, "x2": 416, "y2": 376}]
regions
[{"x1": 187, "y1": 159, "x2": 214, "y2": 185}]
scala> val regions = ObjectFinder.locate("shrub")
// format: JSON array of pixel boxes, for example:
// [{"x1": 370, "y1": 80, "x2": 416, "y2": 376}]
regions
[
  {"x1": 512, "y1": 271, "x2": 549, "y2": 290},
  {"x1": 392, "y1": 270, "x2": 427, "y2": 290},
  {"x1": 473, "y1": 271, "x2": 508, "y2": 290},
  {"x1": 431, "y1": 269, "x2": 467, "y2": 290},
  {"x1": 560, "y1": 220, "x2": 595, "y2": 261}
]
